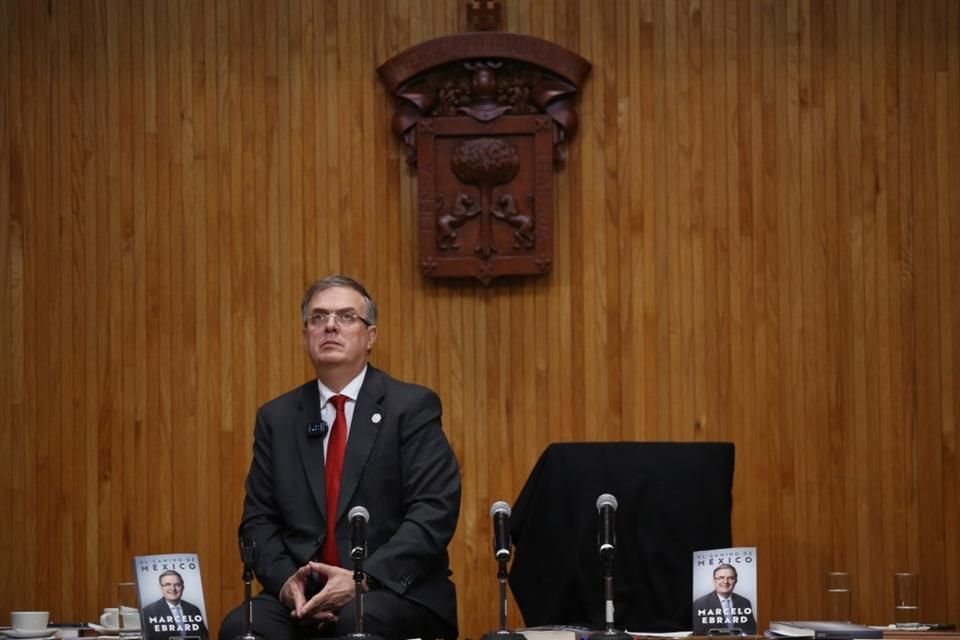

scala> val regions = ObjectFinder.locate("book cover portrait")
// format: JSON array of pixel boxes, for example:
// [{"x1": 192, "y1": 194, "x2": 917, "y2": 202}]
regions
[
  {"x1": 134, "y1": 553, "x2": 210, "y2": 640},
  {"x1": 691, "y1": 547, "x2": 757, "y2": 635}
]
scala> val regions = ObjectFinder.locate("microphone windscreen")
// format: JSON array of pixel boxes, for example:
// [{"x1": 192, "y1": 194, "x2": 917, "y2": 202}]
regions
[
  {"x1": 490, "y1": 500, "x2": 512, "y2": 517},
  {"x1": 348, "y1": 505, "x2": 370, "y2": 522},
  {"x1": 596, "y1": 493, "x2": 618, "y2": 512}
]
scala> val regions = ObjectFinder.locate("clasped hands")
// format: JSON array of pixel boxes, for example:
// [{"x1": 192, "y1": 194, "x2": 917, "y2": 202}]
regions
[{"x1": 280, "y1": 561, "x2": 364, "y2": 624}]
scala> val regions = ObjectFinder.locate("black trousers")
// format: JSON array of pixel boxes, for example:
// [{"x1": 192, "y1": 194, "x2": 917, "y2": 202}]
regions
[{"x1": 219, "y1": 590, "x2": 456, "y2": 640}]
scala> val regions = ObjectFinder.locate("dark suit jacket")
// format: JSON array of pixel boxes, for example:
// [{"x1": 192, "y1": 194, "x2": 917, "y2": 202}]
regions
[
  {"x1": 691, "y1": 591, "x2": 756, "y2": 634},
  {"x1": 241, "y1": 365, "x2": 462, "y2": 630},
  {"x1": 141, "y1": 599, "x2": 208, "y2": 640}
]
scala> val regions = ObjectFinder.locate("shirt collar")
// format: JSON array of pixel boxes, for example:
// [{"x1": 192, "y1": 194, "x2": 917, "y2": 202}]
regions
[{"x1": 317, "y1": 365, "x2": 367, "y2": 405}]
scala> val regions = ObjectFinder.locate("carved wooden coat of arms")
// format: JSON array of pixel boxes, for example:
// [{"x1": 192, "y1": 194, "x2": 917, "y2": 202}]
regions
[{"x1": 378, "y1": 32, "x2": 590, "y2": 284}]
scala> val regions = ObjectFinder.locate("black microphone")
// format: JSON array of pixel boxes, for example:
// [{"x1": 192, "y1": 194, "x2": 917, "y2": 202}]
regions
[
  {"x1": 490, "y1": 501, "x2": 512, "y2": 562},
  {"x1": 596, "y1": 493, "x2": 618, "y2": 560},
  {"x1": 236, "y1": 531, "x2": 262, "y2": 640},
  {"x1": 307, "y1": 420, "x2": 329, "y2": 438},
  {"x1": 238, "y1": 532, "x2": 258, "y2": 568},
  {"x1": 349, "y1": 505, "x2": 370, "y2": 561}
]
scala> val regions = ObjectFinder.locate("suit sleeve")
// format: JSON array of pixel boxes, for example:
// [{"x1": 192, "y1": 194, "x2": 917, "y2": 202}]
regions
[
  {"x1": 190, "y1": 601, "x2": 209, "y2": 639},
  {"x1": 363, "y1": 388, "x2": 461, "y2": 594},
  {"x1": 239, "y1": 407, "x2": 300, "y2": 596}
]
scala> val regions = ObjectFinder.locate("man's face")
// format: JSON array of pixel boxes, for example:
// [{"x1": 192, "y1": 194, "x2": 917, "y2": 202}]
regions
[
  {"x1": 302, "y1": 286, "x2": 377, "y2": 375},
  {"x1": 713, "y1": 568, "x2": 737, "y2": 597},
  {"x1": 160, "y1": 576, "x2": 183, "y2": 604}
]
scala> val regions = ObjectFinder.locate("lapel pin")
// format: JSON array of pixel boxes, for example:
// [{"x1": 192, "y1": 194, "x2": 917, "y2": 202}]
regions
[{"x1": 372, "y1": 413, "x2": 382, "y2": 424}]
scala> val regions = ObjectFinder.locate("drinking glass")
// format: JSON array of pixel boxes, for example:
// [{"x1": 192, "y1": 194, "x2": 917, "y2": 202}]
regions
[
  {"x1": 825, "y1": 571, "x2": 852, "y2": 621},
  {"x1": 893, "y1": 572, "x2": 920, "y2": 628},
  {"x1": 117, "y1": 581, "x2": 140, "y2": 635}
]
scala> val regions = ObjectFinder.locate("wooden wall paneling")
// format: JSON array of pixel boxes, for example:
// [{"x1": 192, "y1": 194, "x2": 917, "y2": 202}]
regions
[
  {"x1": 131, "y1": 0, "x2": 146, "y2": 559},
  {"x1": 605, "y1": 2, "x2": 625, "y2": 442},
  {"x1": 250, "y1": 0, "x2": 268, "y2": 405},
  {"x1": 820, "y1": 0, "x2": 846, "y2": 582},
  {"x1": 195, "y1": 0, "x2": 221, "y2": 616},
  {"x1": 936, "y1": 0, "x2": 959, "y2": 609},
  {"x1": 197, "y1": 0, "x2": 215, "y2": 586},
  {"x1": 30, "y1": 0, "x2": 53, "y2": 607},
  {"x1": 697, "y1": 0, "x2": 716, "y2": 449},
  {"x1": 342, "y1": 0, "x2": 363, "y2": 281},
  {"x1": 158, "y1": 0, "x2": 178, "y2": 557},
  {"x1": 1, "y1": 0, "x2": 24, "y2": 610},
  {"x1": 179, "y1": 0, "x2": 200, "y2": 558},
  {"x1": 615, "y1": 0, "x2": 635, "y2": 443},
  {"x1": 675, "y1": 0, "x2": 696, "y2": 445},
  {"x1": 216, "y1": 0, "x2": 238, "y2": 611},
  {"x1": 234, "y1": 0, "x2": 255, "y2": 560},
  {"x1": 934, "y1": 0, "x2": 957, "y2": 606},
  {"x1": 51, "y1": 0, "x2": 72, "y2": 615},
  {"x1": 686, "y1": 0, "x2": 706, "y2": 452},
  {"x1": 0, "y1": 0, "x2": 12, "y2": 610},
  {"x1": 864, "y1": 0, "x2": 890, "y2": 616},
  {"x1": 945, "y1": 0, "x2": 960, "y2": 612},
  {"x1": 757, "y1": 0, "x2": 782, "y2": 608},
  {"x1": 866, "y1": 0, "x2": 895, "y2": 610},
  {"x1": 863, "y1": 0, "x2": 885, "y2": 599},
  {"x1": 783, "y1": 0, "x2": 810, "y2": 614},
  {"x1": 637, "y1": 0, "x2": 658, "y2": 446},
  {"x1": 17, "y1": 0, "x2": 34, "y2": 597},
  {"x1": 65, "y1": 0, "x2": 81, "y2": 609},
  {"x1": 876, "y1": 0, "x2": 906, "y2": 611},
  {"x1": 297, "y1": 0, "x2": 316, "y2": 298},
  {"x1": 263, "y1": 0, "x2": 284, "y2": 396},
  {"x1": 0, "y1": 7, "x2": 9, "y2": 544},
  {"x1": 800, "y1": 0, "x2": 826, "y2": 585},
  {"x1": 2, "y1": 0, "x2": 960, "y2": 637},
  {"x1": 914, "y1": 0, "x2": 946, "y2": 618},
  {"x1": 571, "y1": 1, "x2": 594, "y2": 443},
  {"x1": 581, "y1": 0, "x2": 600, "y2": 442},
  {"x1": 897, "y1": 0, "x2": 922, "y2": 600},
  {"x1": 840, "y1": 0, "x2": 869, "y2": 615},
  {"x1": 113, "y1": 0, "x2": 132, "y2": 576}
]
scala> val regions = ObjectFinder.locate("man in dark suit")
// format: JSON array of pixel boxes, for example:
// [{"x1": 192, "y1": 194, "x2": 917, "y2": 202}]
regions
[
  {"x1": 692, "y1": 564, "x2": 756, "y2": 634},
  {"x1": 219, "y1": 275, "x2": 461, "y2": 640},
  {"x1": 142, "y1": 570, "x2": 209, "y2": 640}
]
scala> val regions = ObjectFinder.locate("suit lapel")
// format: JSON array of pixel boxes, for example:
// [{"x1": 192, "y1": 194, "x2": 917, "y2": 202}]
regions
[
  {"x1": 336, "y1": 367, "x2": 385, "y2": 520},
  {"x1": 294, "y1": 381, "x2": 328, "y2": 515}
]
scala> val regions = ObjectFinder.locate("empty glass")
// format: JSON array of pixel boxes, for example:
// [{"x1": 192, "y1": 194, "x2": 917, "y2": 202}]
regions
[
  {"x1": 826, "y1": 571, "x2": 852, "y2": 621},
  {"x1": 893, "y1": 572, "x2": 920, "y2": 628},
  {"x1": 117, "y1": 581, "x2": 140, "y2": 635}
]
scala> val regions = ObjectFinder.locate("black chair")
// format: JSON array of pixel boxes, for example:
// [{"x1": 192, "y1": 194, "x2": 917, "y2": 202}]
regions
[{"x1": 508, "y1": 442, "x2": 735, "y2": 632}]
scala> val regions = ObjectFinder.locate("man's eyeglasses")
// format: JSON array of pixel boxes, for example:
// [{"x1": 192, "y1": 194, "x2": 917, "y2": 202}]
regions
[{"x1": 306, "y1": 309, "x2": 371, "y2": 327}]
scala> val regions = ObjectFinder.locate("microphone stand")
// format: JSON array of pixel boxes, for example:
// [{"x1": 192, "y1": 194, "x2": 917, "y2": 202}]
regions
[
  {"x1": 480, "y1": 557, "x2": 525, "y2": 640},
  {"x1": 235, "y1": 536, "x2": 264, "y2": 640},
  {"x1": 594, "y1": 553, "x2": 631, "y2": 640},
  {"x1": 341, "y1": 550, "x2": 384, "y2": 640}
]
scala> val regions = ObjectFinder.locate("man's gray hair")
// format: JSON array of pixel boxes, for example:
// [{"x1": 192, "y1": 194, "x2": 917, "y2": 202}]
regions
[{"x1": 300, "y1": 275, "x2": 377, "y2": 325}]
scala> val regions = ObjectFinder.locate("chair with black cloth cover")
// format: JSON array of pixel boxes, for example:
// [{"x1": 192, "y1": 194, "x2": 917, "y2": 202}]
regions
[{"x1": 508, "y1": 442, "x2": 735, "y2": 632}]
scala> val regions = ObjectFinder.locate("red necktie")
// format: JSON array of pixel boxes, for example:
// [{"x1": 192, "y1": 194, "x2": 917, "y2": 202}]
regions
[{"x1": 320, "y1": 394, "x2": 347, "y2": 566}]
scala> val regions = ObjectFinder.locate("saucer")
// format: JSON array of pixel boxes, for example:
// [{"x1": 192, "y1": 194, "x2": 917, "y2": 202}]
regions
[
  {"x1": 86, "y1": 624, "x2": 120, "y2": 635},
  {"x1": 1, "y1": 630, "x2": 57, "y2": 639}
]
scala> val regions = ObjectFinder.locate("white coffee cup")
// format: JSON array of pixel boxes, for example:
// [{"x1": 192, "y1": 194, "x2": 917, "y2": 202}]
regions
[
  {"x1": 120, "y1": 611, "x2": 141, "y2": 631},
  {"x1": 100, "y1": 608, "x2": 119, "y2": 628},
  {"x1": 11, "y1": 611, "x2": 50, "y2": 632}
]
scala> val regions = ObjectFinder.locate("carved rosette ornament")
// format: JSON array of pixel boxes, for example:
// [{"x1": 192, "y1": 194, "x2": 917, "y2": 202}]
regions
[{"x1": 378, "y1": 33, "x2": 591, "y2": 284}]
